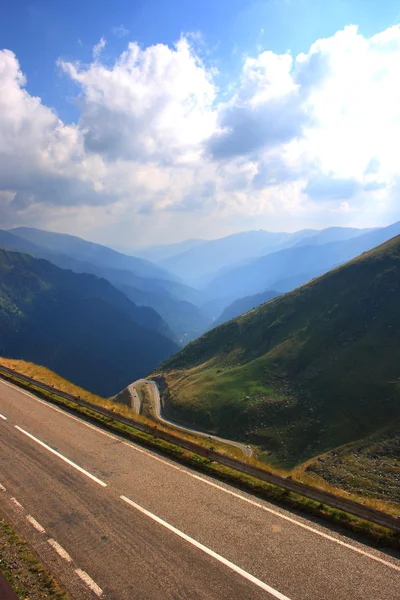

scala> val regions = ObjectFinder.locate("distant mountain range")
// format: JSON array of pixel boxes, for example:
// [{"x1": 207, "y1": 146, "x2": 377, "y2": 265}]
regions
[
  {"x1": 155, "y1": 236, "x2": 400, "y2": 485},
  {"x1": 205, "y1": 221, "x2": 400, "y2": 301},
  {"x1": 157, "y1": 229, "x2": 318, "y2": 287},
  {"x1": 147, "y1": 226, "x2": 375, "y2": 288},
  {"x1": 2, "y1": 222, "x2": 399, "y2": 502},
  {"x1": 11, "y1": 227, "x2": 172, "y2": 281},
  {"x1": 0, "y1": 228, "x2": 208, "y2": 341},
  {"x1": 0, "y1": 249, "x2": 179, "y2": 396},
  {"x1": 2, "y1": 223, "x2": 400, "y2": 346},
  {"x1": 130, "y1": 238, "x2": 206, "y2": 263}
]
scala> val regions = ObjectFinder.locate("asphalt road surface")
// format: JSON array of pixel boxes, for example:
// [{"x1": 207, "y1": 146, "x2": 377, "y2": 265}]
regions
[
  {"x1": 132, "y1": 379, "x2": 253, "y2": 458},
  {"x1": 0, "y1": 378, "x2": 399, "y2": 600},
  {"x1": 127, "y1": 382, "x2": 141, "y2": 414}
]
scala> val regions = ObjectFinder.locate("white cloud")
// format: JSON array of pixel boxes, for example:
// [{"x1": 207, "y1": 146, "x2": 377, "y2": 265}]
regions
[
  {"x1": 207, "y1": 51, "x2": 307, "y2": 159},
  {"x1": 296, "y1": 25, "x2": 400, "y2": 181},
  {"x1": 1, "y1": 25, "x2": 400, "y2": 244},
  {"x1": 60, "y1": 37, "x2": 216, "y2": 162},
  {"x1": 92, "y1": 37, "x2": 107, "y2": 60},
  {"x1": 112, "y1": 25, "x2": 129, "y2": 38},
  {"x1": 0, "y1": 48, "x2": 114, "y2": 218}
]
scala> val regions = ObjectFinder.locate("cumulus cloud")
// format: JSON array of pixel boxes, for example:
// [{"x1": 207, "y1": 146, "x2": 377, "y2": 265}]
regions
[
  {"x1": 298, "y1": 26, "x2": 400, "y2": 181},
  {"x1": 208, "y1": 51, "x2": 308, "y2": 159},
  {"x1": 0, "y1": 49, "x2": 99, "y2": 209},
  {"x1": 1, "y1": 25, "x2": 400, "y2": 244},
  {"x1": 0, "y1": 47, "x2": 125, "y2": 236},
  {"x1": 208, "y1": 94, "x2": 306, "y2": 159},
  {"x1": 59, "y1": 38, "x2": 216, "y2": 162}
]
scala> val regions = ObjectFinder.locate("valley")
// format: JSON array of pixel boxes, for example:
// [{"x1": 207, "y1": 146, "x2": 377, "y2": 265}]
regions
[
  {"x1": 154, "y1": 236, "x2": 400, "y2": 504},
  {"x1": 0, "y1": 224, "x2": 399, "y2": 511},
  {"x1": 2, "y1": 9, "x2": 400, "y2": 599}
]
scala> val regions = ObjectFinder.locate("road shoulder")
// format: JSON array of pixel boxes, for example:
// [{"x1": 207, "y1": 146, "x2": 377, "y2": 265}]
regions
[{"x1": 0, "y1": 515, "x2": 69, "y2": 600}]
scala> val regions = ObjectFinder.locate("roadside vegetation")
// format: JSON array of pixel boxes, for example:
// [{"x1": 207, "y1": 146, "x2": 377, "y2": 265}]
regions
[
  {"x1": 0, "y1": 358, "x2": 244, "y2": 460},
  {"x1": 0, "y1": 517, "x2": 68, "y2": 600},
  {"x1": 0, "y1": 362, "x2": 398, "y2": 550},
  {"x1": 0, "y1": 358, "x2": 108, "y2": 406},
  {"x1": 296, "y1": 430, "x2": 400, "y2": 506}
]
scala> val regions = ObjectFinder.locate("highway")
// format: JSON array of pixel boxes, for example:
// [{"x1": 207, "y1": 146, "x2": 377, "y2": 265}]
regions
[
  {"x1": 131, "y1": 379, "x2": 253, "y2": 457},
  {"x1": 0, "y1": 378, "x2": 399, "y2": 600}
]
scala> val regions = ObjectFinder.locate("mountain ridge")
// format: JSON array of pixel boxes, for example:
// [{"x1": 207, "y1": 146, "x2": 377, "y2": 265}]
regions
[
  {"x1": 155, "y1": 235, "x2": 400, "y2": 480},
  {"x1": 11, "y1": 227, "x2": 174, "y2": 282},
  {"x1": 0, "y1": 249, "x2": 179, "y2": 396},
  {"x1": 205, "y1": 221, "x2": 400, "y2": 300},
  {"x1": 0, "y1": 229, "x2": 208, "y2": 340}
]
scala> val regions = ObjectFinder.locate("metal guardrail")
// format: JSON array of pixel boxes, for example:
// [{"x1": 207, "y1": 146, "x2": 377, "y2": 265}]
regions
[{"x1": 0, "y1": 365, "x2": 399, "y2": 533}]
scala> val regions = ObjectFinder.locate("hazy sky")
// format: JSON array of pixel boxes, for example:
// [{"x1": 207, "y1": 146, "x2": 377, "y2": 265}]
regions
[{"x1": 1, "y1": 0, "x2": 400, "y2": 246}]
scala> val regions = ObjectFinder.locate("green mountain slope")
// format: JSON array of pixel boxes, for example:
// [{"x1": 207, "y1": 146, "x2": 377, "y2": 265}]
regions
[
  {"x1": 214, "y1": 289, "x2": 279, "y2": 326},
  {"x1": 155, "y1": 236, "x2": 400, "y2": 471},
  {"x1": 0, "y1": 250, "x2": 179, "y2": 396}
]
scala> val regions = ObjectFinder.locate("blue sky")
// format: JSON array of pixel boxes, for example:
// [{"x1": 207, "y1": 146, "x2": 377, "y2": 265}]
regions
[
  {"x1": 1, "y1": 1, "x2": 400, "y2": 245},
  {"x1": 3, "y1": 0, "x2": 399, "y2": 122}
]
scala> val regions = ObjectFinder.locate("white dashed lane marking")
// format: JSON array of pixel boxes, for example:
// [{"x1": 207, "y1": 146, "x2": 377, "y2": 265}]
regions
[
  {"x1": 26, "y1": 515, "x2": 46, "y2": 534},
  {"x1": 75, "y1": 568, "x2": 103, "y2": 597},
  {"x1": 1, "y1": 378, "x2": 399, "y2": 572},
  {"x1": 48, "y1": 539, "x2": 73, "y2": 563},
  {"x1": 121, "y1": 495, "x2": 291, "y2": 600},
  {"x1": 14, "y1": 425, "x2": 107, "y2": 488},
  {"x1": 10, "y1": 497, "x2": 24, "y2": 510}
]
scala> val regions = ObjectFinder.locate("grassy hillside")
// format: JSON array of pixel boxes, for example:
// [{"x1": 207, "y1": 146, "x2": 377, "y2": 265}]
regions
[
  {"x1": 155, "y1": 236, "x2": 400, "y2": 491},
  {"x1": 214, "y1": 289, "x2": 279, "y2": 326},
  {"x1": 0, "y1": 250, "x2": 179, "y2": 396},
  {"x1": 0, "y1": 357, "x2": 107, "y2": 405}
]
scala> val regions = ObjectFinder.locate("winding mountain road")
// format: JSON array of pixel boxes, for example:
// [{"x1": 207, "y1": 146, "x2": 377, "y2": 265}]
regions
[
  {"x1": 1, "y1": 377, "x2": 399, "y2": 600},
  {"x1": 127, "y1": 382, "x2": 141, "y2": 414},
  {"x1": 130, "y1": 379, "x2": 253, "y2": 458}
]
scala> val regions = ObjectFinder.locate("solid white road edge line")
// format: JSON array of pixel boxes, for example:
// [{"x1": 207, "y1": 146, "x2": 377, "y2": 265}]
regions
[
  {"x1": 26, "y1": 515, "x2": 46, "y2": 534},
  {"x1": 2, "y1": 378, "x2": 399, "y2": 572},
  {"x1": 10, "y1": 497, "x2": 24, "y2": 510},
  {"x1": 48, "y1": 539, "x2": 73, "y2": 563},
  {"x1": 75, "y1": 568, "x2": 103, "y2": 597},
  {"x1": 14, "y1": 426, "x2": 107, "y2": 488},
  {"x1": 120, "y1": 495, "x2": 291, "y2": 600},
  {"x1": 0, "y1": 413, "x2": 7, "y2": 420}
]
